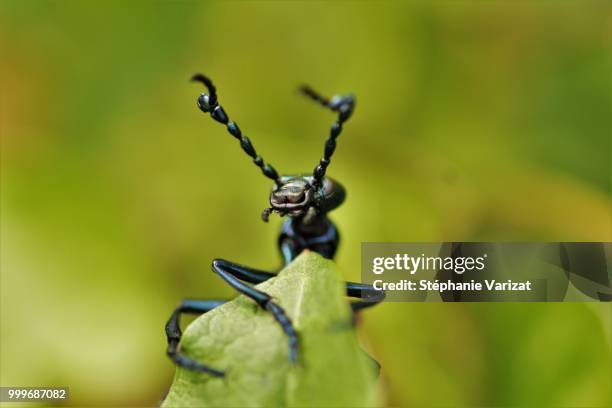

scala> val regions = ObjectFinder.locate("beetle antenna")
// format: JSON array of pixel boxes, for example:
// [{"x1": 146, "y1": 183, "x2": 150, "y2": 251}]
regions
[
  {"x1": 192, "y1": 74, "x2": 282, "y2": 185},
  {"x1": 299, "y1": 85, "x2": 355, "y2": 189}
]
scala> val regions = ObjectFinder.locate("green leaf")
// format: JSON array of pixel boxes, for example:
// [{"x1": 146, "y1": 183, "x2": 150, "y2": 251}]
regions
[{"x1": 162, "y1": 251, "x2": 379, "y2": 407}]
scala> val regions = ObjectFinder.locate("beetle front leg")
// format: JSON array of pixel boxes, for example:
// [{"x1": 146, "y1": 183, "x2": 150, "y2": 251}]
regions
[
  {"x1": 212, "y1": 259, "x2": 299, "y2": 363},
  {"x1": 166, "y1": 299, "x2": 227, "y2": 376},
  {"x1": 166, "y1": 263, "x2": 277, "y2": 375}
]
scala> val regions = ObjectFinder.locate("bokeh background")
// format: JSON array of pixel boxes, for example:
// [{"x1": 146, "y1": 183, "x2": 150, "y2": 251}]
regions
[{"x1": 1, "y1": 1, "x2": 610, "y2": 406}]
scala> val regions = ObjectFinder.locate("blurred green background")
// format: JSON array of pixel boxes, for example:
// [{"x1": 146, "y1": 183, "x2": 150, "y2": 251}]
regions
[{"x1": 1, "y1": 1, "x2": 610, "y2": 406}]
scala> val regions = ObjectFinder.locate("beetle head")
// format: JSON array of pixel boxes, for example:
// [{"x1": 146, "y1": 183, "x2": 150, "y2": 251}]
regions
[{"x1": 262, "y1": 177, "x2": 316, "y2": 222}]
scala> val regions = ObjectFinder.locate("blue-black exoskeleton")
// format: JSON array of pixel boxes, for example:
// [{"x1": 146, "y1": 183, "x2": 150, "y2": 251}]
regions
[{"x1": 165, "y1": 74, "x2": 384, "y2": 377}]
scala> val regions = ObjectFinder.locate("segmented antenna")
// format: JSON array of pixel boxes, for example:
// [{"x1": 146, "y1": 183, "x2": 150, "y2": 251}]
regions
[
  {"x1": 299, "y1": 85, "x2": 355, "y2": 189},
  {"x1": 191, "y1": 74, "x2": 281, "y2": 185}
]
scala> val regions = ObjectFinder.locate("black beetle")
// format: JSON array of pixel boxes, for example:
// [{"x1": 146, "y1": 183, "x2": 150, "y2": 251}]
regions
[{"x1": 165, "y1": 74, "x2": 384, "y2": 377}]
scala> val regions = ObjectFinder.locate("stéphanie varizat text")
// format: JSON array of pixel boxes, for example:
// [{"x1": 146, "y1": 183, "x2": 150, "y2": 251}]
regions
[{"x1": 369, "y1": 253, "x2": 532, "y2": 293}]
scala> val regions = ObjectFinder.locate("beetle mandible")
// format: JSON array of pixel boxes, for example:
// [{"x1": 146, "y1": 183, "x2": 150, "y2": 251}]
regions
[{"x1": 165, "y1": 74, "x2": 385, "y2": 377}]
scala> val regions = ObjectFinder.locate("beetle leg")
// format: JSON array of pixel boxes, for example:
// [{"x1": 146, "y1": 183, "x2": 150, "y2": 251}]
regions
[
  {"x1": 345, "y1": 282, "x2": 385, "y2": 375},
  {"x1": 212, "y1": 259, "x2": 299, "y2": 364},
  {"x1": 345, "y1": 281, "x2": 386, "y2": 312},
  {"x1": 166, "y1": 262, "x2": 277, "y2": 375},
  {"x1": 166, "y1": 299, "x2": 227, "y2": 376},
  {"x1": 211, "y1": 259, "x2": 276, "y2": 283}
]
